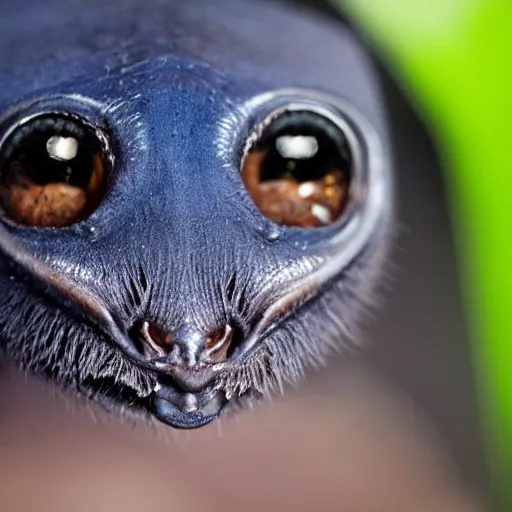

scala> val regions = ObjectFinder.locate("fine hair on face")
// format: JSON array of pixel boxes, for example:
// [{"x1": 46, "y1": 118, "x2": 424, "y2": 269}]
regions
[{"x1": 0, "y1": 0, "x2": 393, "y2": 429}]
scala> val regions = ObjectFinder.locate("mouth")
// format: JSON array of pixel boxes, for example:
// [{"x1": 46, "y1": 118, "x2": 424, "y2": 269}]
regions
[
  {"x1": 140, "y1": 344, "x2": 266, "y2": 429},
  {"x1": 83, "y1": 366, "x2": 235, "y2": 429},
  {"x1": 151, "y1": 383, "x2": 227, "y2": 429}
]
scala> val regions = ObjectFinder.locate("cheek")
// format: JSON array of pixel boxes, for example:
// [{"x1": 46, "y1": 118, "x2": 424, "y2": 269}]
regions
[
  {"x1": 0, "y1": 282, "x2": 155, "y2": 403},
  {"x1": 260, "y1": 282, "x2": 371, "y2": 382}
]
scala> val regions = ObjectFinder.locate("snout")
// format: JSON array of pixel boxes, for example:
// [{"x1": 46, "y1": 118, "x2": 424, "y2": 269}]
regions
[{"x1": 124, "y1": 320, "x2": 243, "y2": 428}]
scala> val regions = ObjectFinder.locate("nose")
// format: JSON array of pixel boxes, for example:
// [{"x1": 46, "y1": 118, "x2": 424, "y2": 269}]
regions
[
  {"x1": 129, "y1": 321, "x2": 236, "y2": 391},
  {"x1": 139, "y1": 322, "x2": 235, "y2": 364}
]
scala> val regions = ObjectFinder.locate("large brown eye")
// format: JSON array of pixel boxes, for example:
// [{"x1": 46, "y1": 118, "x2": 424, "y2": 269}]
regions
[
  {"x1": 0, "y1": 113, "x2": 110, "y2": 228},
  {"x1": 241, "y1": 109, "x2": 352, "y2": 228}
]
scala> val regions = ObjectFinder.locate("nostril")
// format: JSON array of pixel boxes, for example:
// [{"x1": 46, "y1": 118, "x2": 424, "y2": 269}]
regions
[
  {"x1": 128, "y1": 320, "x2": 173, "y2": 358},
  {"x1": 145, "y1": 322, "x2": 173, "y2": 351},
  {"x1": 203, "y1": 323, "x2": 245, "y2": 363},
  {"x1": 204, "y1": 324, "x2": 232, "y2": 362},
  {"x1": 127, "y1": 319, "x2": 245, "y2": 366}
]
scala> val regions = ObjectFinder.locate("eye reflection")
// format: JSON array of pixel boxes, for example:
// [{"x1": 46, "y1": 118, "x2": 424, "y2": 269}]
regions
[{"x1": 242, "y1": 109, "x2": 351, "y2": 228}]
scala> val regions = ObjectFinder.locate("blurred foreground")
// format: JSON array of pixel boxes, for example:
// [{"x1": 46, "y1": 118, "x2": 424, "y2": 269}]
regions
[{"x1": 0, "y1": 363, "x2": 484, "y2": 512}]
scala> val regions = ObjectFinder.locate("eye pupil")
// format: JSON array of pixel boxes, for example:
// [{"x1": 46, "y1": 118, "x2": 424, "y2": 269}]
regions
[
  {"x1": 0, "y1": 114, "x2": 109, "y2": 228},
  {"x1": 242, "y1": 109, "x2": 351, "y2": 228}
]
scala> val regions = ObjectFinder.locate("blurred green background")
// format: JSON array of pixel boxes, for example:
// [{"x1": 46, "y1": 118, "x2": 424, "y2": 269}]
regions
[{"x1": 333, "y1": 0, "x2": 512, "y2": 508}]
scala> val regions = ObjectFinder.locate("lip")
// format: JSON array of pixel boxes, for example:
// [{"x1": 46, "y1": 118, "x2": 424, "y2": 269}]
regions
[{"x1": 151, "y1": 384, "x2": 226, "y2": 429}]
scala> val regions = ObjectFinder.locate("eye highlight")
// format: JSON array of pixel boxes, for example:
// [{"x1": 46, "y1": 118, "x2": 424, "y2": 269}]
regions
[
  {"x1": 241, "y1": 109, "x2": 351, "y2": 228},
  {"x1": 0, "y1": 113, "x2": 110, "y2": 228}
]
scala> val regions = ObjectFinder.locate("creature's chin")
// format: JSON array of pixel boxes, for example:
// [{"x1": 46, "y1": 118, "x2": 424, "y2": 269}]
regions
[
  {"x1": 149, "y1": 382, "x2": 228, "y2": 429},
  {"x1": 151, "y1": 395, "x2": 223, "y2": 429},
  {"x1": 86, "y1": 375, "x2": 229, "y2": 429},
  {"x1": 78, "y1": 326, "x2": 266, "y2": 429}
]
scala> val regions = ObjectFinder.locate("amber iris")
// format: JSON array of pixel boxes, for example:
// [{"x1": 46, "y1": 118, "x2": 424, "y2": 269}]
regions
[
  {"x1": 0, "y1": 114, "x2": 109, "y2": 228},
  {"x1": 242, "y1": 110, "x2": 351, "y2": 228}
]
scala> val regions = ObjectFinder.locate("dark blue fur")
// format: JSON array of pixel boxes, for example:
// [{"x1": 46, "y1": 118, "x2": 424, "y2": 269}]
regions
[{"x1": 0, "y1": 0, "x2": 393, "y2": 427}]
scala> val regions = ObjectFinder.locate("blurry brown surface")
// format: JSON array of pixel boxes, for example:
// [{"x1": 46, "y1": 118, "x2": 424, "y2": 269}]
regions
[
  {"x1": 0, "y1": 7, "x2": 487, "y2": 512},
  {"x1": 0, "y1": 365, "x2": 484, "y2": 512}
]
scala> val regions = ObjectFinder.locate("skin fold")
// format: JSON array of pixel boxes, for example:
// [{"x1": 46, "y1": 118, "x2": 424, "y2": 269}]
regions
[{"x1": 0, "y1": 0, "x2": 393, "y2": 429}]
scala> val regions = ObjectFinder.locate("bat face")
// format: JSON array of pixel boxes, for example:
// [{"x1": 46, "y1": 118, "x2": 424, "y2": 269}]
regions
[{"x1": 0, "y1": 0, "x2": 393, "y2": 429}]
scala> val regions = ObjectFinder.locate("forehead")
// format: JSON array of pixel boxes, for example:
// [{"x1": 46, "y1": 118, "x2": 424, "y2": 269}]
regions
[
  {"x1": 0, "y1": 0, "x2": 389, "y2": 266},
  {"x1": 0, "y1": 0, "x2": 384, "y2": 129}
]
